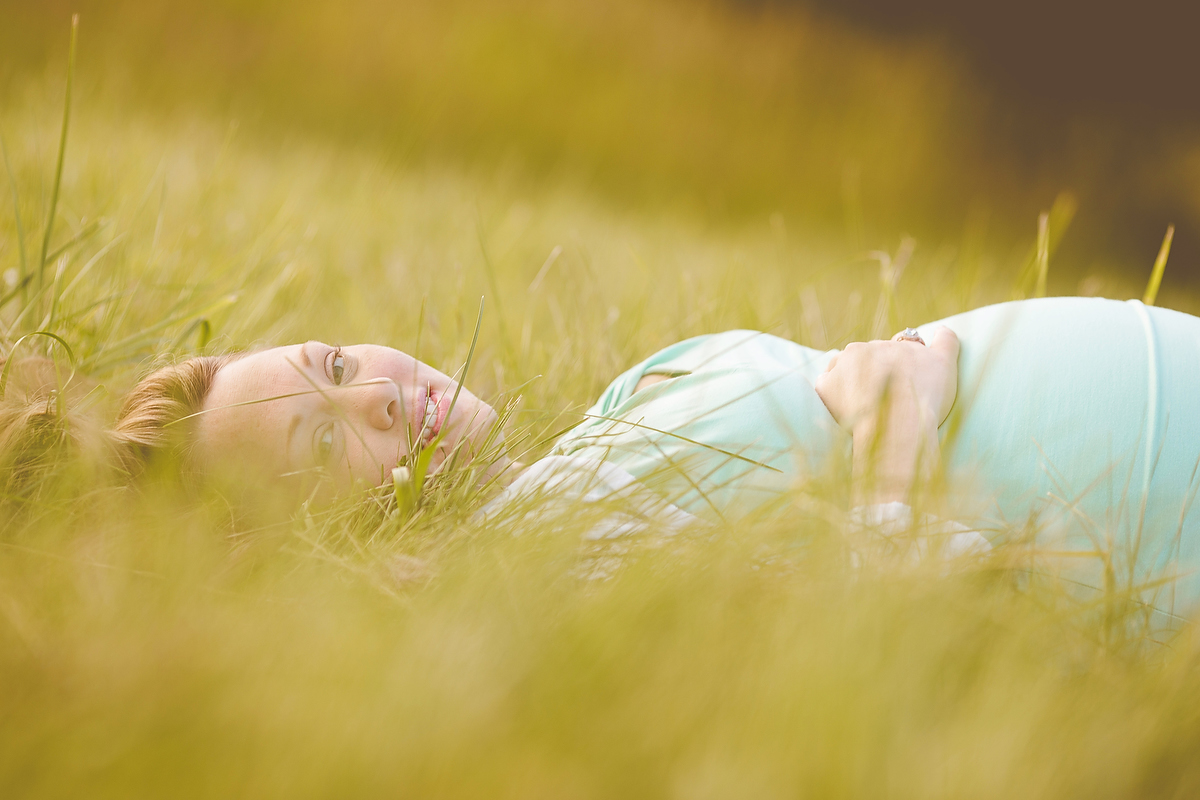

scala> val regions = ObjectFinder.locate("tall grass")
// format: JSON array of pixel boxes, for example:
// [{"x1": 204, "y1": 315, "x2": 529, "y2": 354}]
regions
[{"x1": 2, "y1": 62, "x2": 1200, "y2": 799}]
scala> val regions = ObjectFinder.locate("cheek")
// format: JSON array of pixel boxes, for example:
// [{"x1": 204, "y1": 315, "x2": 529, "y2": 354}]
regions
[
  {"x1": 460, "y1": 398, "x2": 499, "y2": 443},
  {"x1": 340, "y1": 434, "x2": 389, "y2": 487},
  {"x1": 377, "y1": 350, "x2": 421, "y2": 383},
  {"x1": 479, "y1": 402, "x2": 499, "y2": 432}
]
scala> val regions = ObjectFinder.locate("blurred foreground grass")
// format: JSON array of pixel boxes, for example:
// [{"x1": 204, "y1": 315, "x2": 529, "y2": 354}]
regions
[{"x1": 3, "y1": 44, "x2": 1200, "y2": 800}]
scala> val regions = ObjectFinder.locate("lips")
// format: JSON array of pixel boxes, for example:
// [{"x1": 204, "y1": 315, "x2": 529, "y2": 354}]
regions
[{"x1": 420, "y1": 386, "x2": 448, "y2": 446}]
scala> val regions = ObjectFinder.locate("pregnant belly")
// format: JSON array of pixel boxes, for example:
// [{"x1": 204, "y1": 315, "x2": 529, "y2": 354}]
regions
[{"x1": 920, "y1": 297, "x2": 1200, "y2": 622}]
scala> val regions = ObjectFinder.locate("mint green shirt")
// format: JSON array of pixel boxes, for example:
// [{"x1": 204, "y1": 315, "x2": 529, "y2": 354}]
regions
[{"x1": 553, "y1": 298, "x2": 1200, "y2": 620}]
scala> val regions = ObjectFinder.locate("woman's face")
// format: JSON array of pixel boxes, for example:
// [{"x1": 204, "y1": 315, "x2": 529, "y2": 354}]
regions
[{"x1": 195, "y1": 342, "x2": 499, "y2": 492}]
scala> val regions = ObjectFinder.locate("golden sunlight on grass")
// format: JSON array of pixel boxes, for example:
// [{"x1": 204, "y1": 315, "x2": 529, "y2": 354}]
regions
[{"x1": 3, "y1": 3, "x2": 1200, "y2": 796}]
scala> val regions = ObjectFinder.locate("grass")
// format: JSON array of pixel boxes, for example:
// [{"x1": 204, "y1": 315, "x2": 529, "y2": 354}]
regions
[
  {"x1": 8, "y1": 0, "x2": 1194, "y2": 273},
  {"x1": 3, "y1": 44, "x2": 1200, "y2": 800}
]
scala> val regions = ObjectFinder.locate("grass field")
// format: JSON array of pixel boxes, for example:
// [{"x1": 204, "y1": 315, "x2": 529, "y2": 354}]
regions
[{"x1": 4, "y1": 6, "x2": 1200, "y2": 798}]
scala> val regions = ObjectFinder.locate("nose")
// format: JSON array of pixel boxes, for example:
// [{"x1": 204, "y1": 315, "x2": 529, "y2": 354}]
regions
[{"x1": 342, "y1": 377, "x2": 401, "y2": 431}]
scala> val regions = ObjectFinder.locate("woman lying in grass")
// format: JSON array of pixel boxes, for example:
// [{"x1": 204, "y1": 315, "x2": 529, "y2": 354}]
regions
[{"x1": 101, "y1": 295, "x2": 1200, "y2": 627}]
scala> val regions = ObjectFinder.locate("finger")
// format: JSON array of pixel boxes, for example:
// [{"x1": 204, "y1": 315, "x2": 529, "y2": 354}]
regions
[
  {"x1": 814, "y1": 371, "x2": 830, "y2": 399},
  {"x1": 823, "y1": 353, "x2": 839, "y2": 372},
  {"x1": 890, "y1": 332, "x2": 923, "y2": 345},
  {"x1": 927, "y1": 326, "x2": 960, "y2": 361}
]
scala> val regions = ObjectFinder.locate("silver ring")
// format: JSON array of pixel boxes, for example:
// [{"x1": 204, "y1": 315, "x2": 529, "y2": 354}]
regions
[{"x1": 893, "y1": 327, "x2": 925, "y2": 345}]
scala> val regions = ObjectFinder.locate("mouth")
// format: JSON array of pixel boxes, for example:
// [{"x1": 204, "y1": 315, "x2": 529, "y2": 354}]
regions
[{"x1": 419, "y1": 385, "x2": 448, "y2": 447}]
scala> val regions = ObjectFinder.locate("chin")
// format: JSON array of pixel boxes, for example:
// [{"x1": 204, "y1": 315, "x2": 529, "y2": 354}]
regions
[{"x1": 439, "y1": 401, "x2": 500, "y2": 468}]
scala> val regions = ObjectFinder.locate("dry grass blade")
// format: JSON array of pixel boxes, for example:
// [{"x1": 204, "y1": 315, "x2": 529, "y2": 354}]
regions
[
  {"x1": 0, "y1": 330, "x2": 76, "y2": 399},
  {"x1": 1142, "y1": 225, "x2": 1175, "y2": 307},
  {"x1": 1034, "y1": 211, "x2": 1050, "y2": 298}
]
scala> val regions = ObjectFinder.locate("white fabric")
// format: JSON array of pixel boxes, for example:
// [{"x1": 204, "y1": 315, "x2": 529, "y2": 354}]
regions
[
  {"x1": 479, "y1": 455, "x2": 703, "y2": 540},
  {"x1": 483, "y1": 458, "x2": 993, "y2": 574},
  {"x1": 845, "y1": 501, "x2": 992, "y2": 567}
]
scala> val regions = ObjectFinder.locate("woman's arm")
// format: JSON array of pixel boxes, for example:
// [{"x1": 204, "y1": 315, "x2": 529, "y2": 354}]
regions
[{"x1": 814, "y1": 328, "x2": 959, "y2": 506}]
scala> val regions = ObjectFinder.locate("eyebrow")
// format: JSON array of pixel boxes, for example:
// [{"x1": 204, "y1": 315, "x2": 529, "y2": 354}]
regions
[
  {"x1": 285, "y1": 343, "x2": 317, "y2": 466},
  {"x1": 286, "y1": 412, "x2": 303, "y2": 468}
]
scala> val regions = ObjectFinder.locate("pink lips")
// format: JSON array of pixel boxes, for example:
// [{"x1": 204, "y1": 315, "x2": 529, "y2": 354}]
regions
[
  {"x1": 429, "y1": 392, "x2": 445, "y2": 439},
  {"x1": 418, "y1": 386, "x2": 449, "y2": 446}
]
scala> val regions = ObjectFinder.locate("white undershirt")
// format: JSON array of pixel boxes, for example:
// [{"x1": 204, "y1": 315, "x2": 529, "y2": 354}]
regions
[{"x1": 481, "y1": 455, "x2": 991, "y2": 562}]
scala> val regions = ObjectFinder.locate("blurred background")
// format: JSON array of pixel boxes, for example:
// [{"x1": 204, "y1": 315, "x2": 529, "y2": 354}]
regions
[{"x1": 2, "y1": 0, "x2": 1198, "y2": 285}]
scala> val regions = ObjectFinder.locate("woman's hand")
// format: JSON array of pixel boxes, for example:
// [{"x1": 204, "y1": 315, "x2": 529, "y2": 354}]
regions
[
  {"x1": 814, "y1": 327, "x2": 960, "y2": 505},
  {"x1": 814, "y1": 327, "x2": 959, "y2": 436}
]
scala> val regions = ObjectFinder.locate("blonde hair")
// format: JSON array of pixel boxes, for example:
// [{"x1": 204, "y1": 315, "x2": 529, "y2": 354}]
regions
[
  {"x1": 111, "y1": 354, "x2": 241, "y2": 478},
  {"x1": 0, "y1": 357, "x2": 101, "y2": 497},
  {"x1": 0, "y1": 352, "x2": 246, "y2": 503}
]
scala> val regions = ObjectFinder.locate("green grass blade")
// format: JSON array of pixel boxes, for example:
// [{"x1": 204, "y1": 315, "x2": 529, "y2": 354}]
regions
[
  {"x1": 1013, "y1": 193, "x2": 1075, "y2": 299},
  {"x1": 44, "y1": 217, "x2": 105, "y2": 266},
  {"x1": 0, "y1": 132, "x2": 29, "y2": 284},
  {"x1": 37, "y1": 15, "x2": 80, "y2": 296},
  {"x1": 476, "y1": 223, "x2": 511, "y2": 358},
  {"x1": 415, "y1": 297, "x2": 487, "y2": 485},
  {"x1": 79, "y1": 294, "x2": 238, "y2": 373},
  {"x1": 413, "y1": 295, "x2": 426, "y2": 364},
  {"x1": 0, "y1": 275, "x2": 35, "y2": 313},
  {"x1": 440, "y1": 296, "x2": 486, "y2": 439}
]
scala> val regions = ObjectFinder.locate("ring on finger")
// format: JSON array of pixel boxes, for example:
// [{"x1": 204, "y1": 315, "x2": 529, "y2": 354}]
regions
[{"x1": 892, "y1": 327, "x2": 925, "y2": 345}]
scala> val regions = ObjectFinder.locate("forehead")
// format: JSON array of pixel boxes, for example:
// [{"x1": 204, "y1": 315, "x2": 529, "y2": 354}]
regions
[
  {"x1": 194, "y1": 345, "x2": 311, "y2": 469},
  {"x1": 207, "y1": 345, "x2": 310, "y2": 404}
]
